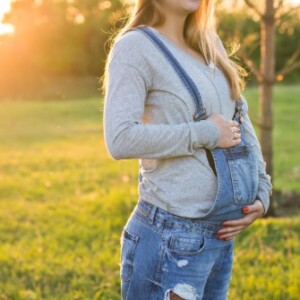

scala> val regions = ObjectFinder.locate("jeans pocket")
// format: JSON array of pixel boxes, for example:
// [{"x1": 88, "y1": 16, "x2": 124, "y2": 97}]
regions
[
  {"x1": 120, "y1": 229, "x2": 139, "y2": 282},
  {"x1": 166, "y1": 234, "x2": 206, "y2": 257},
  {"x1": 224, "y1": 143, "x2": 259, "y2": 205},
  {"x1": 120, "y1": 229, "x2": 139, "y2": 300}
]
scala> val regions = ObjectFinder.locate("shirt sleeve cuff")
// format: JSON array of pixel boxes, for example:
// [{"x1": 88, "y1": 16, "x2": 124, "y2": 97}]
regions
[
  {"x1": 256, "y1": 190, "x2": 272, "y2": 216},
  {"x1": 188, "y1": 119, "x2": 220, "y2": 150}
]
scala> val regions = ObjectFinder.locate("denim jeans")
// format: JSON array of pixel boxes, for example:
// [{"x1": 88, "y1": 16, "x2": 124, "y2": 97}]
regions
[{"x1": 120, "y1": 199, "x2": 235, "y2": 300}]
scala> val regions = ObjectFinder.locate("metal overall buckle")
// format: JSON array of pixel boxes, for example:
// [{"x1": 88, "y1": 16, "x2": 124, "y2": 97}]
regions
[
  {"x1": 193, "y1": 108, "x2": 207, "y2": 121},
  {"x1": 234, "y1": 100, "x2": 244, "y2": 124}
]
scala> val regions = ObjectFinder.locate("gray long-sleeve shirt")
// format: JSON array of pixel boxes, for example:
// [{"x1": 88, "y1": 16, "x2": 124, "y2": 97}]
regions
[{"x1": 103, "y1": 26, "x2": 272, "y2": 217}]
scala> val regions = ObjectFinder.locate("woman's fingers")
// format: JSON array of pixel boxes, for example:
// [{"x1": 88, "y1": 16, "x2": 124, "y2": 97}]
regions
[
  {"x1": 218, "y1": 225, "x2": 244, "y2": 235},
  {"x1": 229, "y1": 120, "x2": 239, "y2": 127},
  {"x1": 232, "y1": 131, "x2": 241, "y2": 140},
  {"x1": 217, "y1": 200, "x2": 265, "y2": 240},
  {"x1": 231, "y1": 123, "x2": 241, "y2": 133},
  {"x1": 242, "y1": 200, "x2": 265, "y2": 217},
  {"x1": 217, "y1": 225, "x2": 244, "y2": 240},
  {"x1": 230, "y1": 121, "x2": 241, "y2": 140},
  {"x1": 218, "y1": 230, "x2": 242, "y2": 240},
  {"x1": 231, "y1": 125, "x2": 241, "y2": 143},
  {"x1": 217, "y1": 219, "x2": 251, "y2": 240},
  {"x1": 221, "y1": 214, "x2": 254, "y2": 227},
  {"x1": 209, "y1": 115, "x2": 243, "y2": 148}
]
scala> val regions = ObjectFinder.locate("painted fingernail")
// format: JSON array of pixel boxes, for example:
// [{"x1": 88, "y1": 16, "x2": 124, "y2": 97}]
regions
[{"x1": 242, "y1": 206, "x2": 249, "y2": 212}]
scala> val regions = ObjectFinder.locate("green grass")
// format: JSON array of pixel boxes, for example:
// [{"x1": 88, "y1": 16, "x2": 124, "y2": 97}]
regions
[
  {"x1": 245, "y1": 84, "x2": 300, "y2": 193},
  {"x1": 0, "y1": 85, "x2": 299, "y2": 299}
]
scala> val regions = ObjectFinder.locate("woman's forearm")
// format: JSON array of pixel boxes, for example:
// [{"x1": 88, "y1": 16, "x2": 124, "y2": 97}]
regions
[{"x1": 103, "y1": 60, "x2": 220, "y2": 160}]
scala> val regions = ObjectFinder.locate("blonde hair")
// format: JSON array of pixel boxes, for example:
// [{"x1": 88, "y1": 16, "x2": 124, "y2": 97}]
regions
[{"x1": 101, "y1": 0, "x2": 247, "y2": 100}]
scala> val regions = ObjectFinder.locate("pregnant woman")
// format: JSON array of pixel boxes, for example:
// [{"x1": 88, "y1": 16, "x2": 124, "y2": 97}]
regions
[{"x1": 102, "y1": 0, "x2": 273, "y2": 299}]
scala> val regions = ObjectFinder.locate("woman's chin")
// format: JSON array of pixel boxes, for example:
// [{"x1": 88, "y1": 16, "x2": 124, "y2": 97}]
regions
[{"x1": 183, "y1": 0, "x2": 201, "y2": 13}]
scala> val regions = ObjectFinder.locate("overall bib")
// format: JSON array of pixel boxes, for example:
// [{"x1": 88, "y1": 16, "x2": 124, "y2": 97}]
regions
[
  {"x1": 134, "y1": 26, "x2": 259, "y2": 225},
  {"x1": 119, "y1": 26, "x2": 260, "y2": 300}
]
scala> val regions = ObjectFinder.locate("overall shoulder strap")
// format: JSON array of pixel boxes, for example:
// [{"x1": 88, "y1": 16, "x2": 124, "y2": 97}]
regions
[
  {"x1": 133, "y1": 26, "x2": 243, "y2": 178},
  {"x1": 132, "y1": 26, "x2": 244, "y2": 124},
  {"x1": 132, "y1": 26, "x2": 207, "y2": 122},
  {"x1": 133, "y1": 26, "x2": 218, "y2": 177}
]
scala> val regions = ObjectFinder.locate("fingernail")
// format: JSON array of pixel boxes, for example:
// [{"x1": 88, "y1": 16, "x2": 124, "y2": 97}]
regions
[{"x1": 242, "y1": 206, "x2": 249, "y2": 212}]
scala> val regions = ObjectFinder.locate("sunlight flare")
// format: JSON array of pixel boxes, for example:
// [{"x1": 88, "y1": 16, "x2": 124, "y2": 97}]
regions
[
  {"x1": 0, "y1": 0, "x2": 13, "y2": 35},
  {"x1": 0, "y1": 0, "x2": 11, "y2": 21}
]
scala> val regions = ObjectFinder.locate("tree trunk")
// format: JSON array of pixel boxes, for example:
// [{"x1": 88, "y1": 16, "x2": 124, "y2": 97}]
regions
[{"x1": 259, "y1": 0, "x2": 276, "y2": 216}]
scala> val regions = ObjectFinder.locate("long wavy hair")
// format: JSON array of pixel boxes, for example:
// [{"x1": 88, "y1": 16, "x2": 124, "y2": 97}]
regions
[{"x1": 102, "y1": 0, "x2": 247, "y2": 100}]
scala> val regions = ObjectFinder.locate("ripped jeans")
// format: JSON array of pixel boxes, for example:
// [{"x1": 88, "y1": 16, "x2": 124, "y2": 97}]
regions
[{"x1": 120, "y1": 199, "x2": 234, "y2": 300}]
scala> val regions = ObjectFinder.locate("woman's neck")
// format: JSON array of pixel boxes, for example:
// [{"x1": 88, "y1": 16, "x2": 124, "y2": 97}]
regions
[{"x1": 152, "y1": 13, "x2": 187, "y2": 48}]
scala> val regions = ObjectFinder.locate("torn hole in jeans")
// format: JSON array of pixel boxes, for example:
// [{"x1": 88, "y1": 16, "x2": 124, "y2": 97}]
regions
[{"x1": 164, "y1": 283, "x2": 197, "y2": 300}]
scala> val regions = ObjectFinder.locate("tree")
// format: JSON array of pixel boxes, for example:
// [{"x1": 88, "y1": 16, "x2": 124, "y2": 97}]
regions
[
  {"x1": 0, "y1": 0, "x2": 127, "y2": 99},
  {"x1": 239, "y1": 0, "x2": 300, "y2": 216},
  {"x1": 0, "y1": 0, "x2": 127, "y2": 77}
]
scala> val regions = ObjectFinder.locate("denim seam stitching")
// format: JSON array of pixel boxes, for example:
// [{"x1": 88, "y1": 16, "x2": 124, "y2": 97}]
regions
[
  {"x1": 207, "y1": 242, "x2": 233, "y2": 281},
  {"x1": 151, "y1": 236, "x2": 166, "y2": 298}
]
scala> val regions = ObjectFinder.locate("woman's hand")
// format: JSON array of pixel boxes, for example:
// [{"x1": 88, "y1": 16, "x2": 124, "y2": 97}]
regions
[
  {"x1": 217, "y1": 200, "x2": 265, "y2": 240},
  {"x1": 206, "y1": 114, "x2": 242, "y2": 148}
]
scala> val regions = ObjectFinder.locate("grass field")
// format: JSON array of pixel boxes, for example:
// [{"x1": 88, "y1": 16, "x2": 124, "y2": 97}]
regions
[{"x1": 0, "y1": 85, "x2": 299, "y2": 299}]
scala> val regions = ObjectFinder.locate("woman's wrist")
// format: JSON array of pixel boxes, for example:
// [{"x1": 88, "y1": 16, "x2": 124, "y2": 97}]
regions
[{"x1": 254, "y1": 199, "x2": 265, "y2": 218}]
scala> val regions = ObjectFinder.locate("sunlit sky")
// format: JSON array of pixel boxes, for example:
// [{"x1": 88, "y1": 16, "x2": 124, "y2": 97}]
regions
[
  {"x1": 0, "y1": 0, "x2": 13, "y2": 35},
  {"x1": 0, "y1": 0, "x2": 299, "y2": 35}
]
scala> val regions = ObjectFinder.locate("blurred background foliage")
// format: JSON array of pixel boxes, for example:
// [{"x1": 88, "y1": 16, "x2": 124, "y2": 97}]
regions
[
  {"x1": 0, "y1": 0, "x2": 128, "y2": 99},
  {"x1": 0, "y1": 0, "x2": 299, "y2": 100}
]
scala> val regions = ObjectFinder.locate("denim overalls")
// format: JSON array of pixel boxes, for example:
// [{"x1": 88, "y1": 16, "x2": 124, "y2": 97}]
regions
[
  {"x1": 119, "y1": 26, "x2": 259, "y2": 300},
  {"x1": 135, "y1": 26, "x2": 259, "y2": 225}
]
